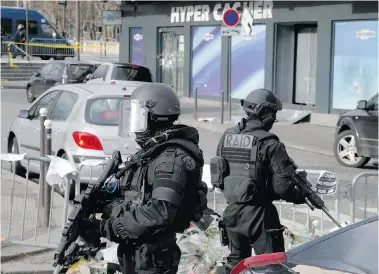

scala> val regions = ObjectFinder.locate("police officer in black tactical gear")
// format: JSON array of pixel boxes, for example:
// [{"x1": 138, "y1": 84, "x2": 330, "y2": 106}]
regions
[
  {"x1": 78, "y1": 83, "x2": 209, "y2": 274},
  {"x1": 211, "y1": 88, "x2": 307, "y2": 274}
]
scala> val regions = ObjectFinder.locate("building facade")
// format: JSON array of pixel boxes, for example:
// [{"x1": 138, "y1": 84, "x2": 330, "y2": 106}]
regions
[{"x1": 119, "y1": 1, "x2": 378, "y2": 114}]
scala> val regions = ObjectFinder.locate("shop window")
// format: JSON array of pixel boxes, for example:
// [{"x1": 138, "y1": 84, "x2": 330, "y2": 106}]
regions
[
  {"x1": 129, "y1": 27, "x2": 143, "y2": 65},
  {"x1": 231, "y1": 25, "x2": 266, "y2": 99},
  {"x1": 191, "y1": 26, "x2": 221, "y2": 96},
  {"x1": 332, "y1": 20, "x2": 378, "y2": 110},
  {"x1": 16, "y1": 20, "x2": 38, "y2": 35}
]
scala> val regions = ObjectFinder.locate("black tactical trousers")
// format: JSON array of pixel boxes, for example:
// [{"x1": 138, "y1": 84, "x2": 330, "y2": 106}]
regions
[
  {"x1": 216, "y1": 203, "x2": 285, "y2": 274},
  {"x1": 117, "y1": 237, "x2": 181, "y2": 274}
]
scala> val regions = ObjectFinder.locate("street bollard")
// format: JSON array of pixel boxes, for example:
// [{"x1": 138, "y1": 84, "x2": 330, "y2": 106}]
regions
[
  {"x1": 220, "y1": 90, "x2": 224, "y2": 124},
  {"x1": 39, "y1": 108, "x2": 47, "y2": 208},
  {"x1": 80, "y1": 38, "x2": 84, "y2": 53},
  {"x1": 194, "y1": 87, "x2": 198, "y2": 120},
  {"x1": 44, "y1": 119, "x2": 52, "y2": 227},
  {"x1": 100, "y1": 40, "x2": 103, "y2": 57}
]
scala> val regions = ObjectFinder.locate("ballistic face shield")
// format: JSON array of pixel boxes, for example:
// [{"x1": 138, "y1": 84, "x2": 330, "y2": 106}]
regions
[{"x1": 118, "y1": 99, "x2": 148, "y2": 138}]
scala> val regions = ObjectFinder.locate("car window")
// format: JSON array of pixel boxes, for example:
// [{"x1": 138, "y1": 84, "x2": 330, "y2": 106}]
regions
[
  {"x1": 370, "y1": 95, "x2": 378, "y2": 111},
  {"x1": 112, "y1": 65, "x2": 153, "y2": 82},
  {"x1": 1, "y1": 19, "x2": 12, "y2": 35},
  {"x1": 69, "y1": 64, "x2": 96, "y2": 81},
  {"x1": 16, "y1": 20, "x2": 38, "y2": 35},
  {"x1": 41, "y1": 23, "x2": 53, "y2": 37},
  {"x1": 40, "y1": 63, "x2": 53, "y2": 76},
  {"x1": 31, "y1": 90, "x2": 60, "y2": 120},
  {"x1": 85, "y1": 97, "x2": 128, "y2": 126},
  {"x1": 50, "y1": 91, "x2": 79, "y2": 121},
  {"x1": 92, "y1": 65, "x2": 109, "y2": 79},
  {"x1": 49, "y1": 63, "x2": 64, "y2": 79}
]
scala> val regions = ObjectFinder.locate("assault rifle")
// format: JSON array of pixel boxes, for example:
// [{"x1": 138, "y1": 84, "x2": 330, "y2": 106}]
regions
[
  {"x1": 53, "y1": 150, "x2": 123, "y2": 273},
  {"x1": 294, "y1": 170, "x2": 342, "y2": 228}
]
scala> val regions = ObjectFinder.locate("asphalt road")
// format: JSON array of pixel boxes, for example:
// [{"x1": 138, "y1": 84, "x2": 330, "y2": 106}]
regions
[{"x1": 1, "y1": 88, "x2": 377, "y2": 231}]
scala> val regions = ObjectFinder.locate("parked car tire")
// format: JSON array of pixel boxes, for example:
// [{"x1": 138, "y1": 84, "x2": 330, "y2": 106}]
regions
[
  {"x1": 334, "y1": 130, "x2": 370, "y2": 168},
  {"x1": 58, "y1": 152, "x2": 76, "y2": 200},
  {"x1": 8, "y1": 136, "x2": 26, "y2": 177},
  {"x1": 26, "y1": 86, "x2": 35, "y2": 103}
]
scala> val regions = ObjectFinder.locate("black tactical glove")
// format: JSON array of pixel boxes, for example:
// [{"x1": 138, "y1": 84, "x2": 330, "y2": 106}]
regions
[
  {"x1": 78, "y1": 218, "x2": 101, "y2": 246},
  {"x1": 100, "y1": 218, "x2": 124, "y2": 243}
]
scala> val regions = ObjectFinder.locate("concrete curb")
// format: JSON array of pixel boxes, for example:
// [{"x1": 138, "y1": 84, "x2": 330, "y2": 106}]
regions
[
  {"x1": 1, "y1": 247, "x2": 54, "y2": 263},
  {"x1": 2, "y1": 85, "x2": 26, "y2": 90}
]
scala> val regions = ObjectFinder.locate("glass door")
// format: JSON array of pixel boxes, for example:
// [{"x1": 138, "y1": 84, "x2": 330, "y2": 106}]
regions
[{"x1": 157, "y1": 28, "x2": 184, "y2": 97}]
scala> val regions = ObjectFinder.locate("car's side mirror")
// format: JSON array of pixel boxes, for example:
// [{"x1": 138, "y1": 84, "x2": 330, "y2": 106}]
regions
[
  {"x1": 35, "y1": 71, "x2": 41, "y2": 77},
  {"x1": 18, "y1": 110, "x2": 30, "y2": 119},
  {"x1": 357, "y1": 100, "x2": 368, "y2": 110}
]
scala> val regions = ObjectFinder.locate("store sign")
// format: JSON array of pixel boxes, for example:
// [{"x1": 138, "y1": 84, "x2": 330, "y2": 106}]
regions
[
  {"x1": 356, "y1": 29, "x2": 376, "y2": 40},
  {"x1": 170, "y1": 1, "x2": 273, "y2": 23}
]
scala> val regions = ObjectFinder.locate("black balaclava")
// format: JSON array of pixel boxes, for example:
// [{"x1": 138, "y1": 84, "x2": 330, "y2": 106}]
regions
[
  {"x1": 135, "y1": 113, "x2": 176, "y2": 148},
  {"x1": 246, "y1": 108, "x2": 277, "y2": 131}
]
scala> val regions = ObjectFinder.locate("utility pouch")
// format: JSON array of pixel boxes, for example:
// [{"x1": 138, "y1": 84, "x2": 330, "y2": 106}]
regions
[
  {"x1": 223, "y1": 176, "x2": 259, "y2": 204},
  {"x1": 218, "y1": 219, "x2": 229, "y2": 246},
  {"x1": 210, "y1": 156, "x2": 229, "y2": 189}
]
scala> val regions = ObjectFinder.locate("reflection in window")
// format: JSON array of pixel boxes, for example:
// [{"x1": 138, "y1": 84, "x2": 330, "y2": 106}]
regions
[
  {"x1": 16, "y1": 20, "x2": 38, "y2": 35},
  {"x1": 50, "y1": 92, "x2": 78, "y2": 121},
  {"x1": 129, "y1": 27, "x2": 143, "y2": 65},
  {"x1": 231, "y1": 25, "x2": 266, "y2": 99},
  {"x1": 41, "y1": 23, "x2": 53, "y2": 37},
  {"x1": 332, "y1": 20, "x2": 378, "y2": 110},
  {"x1": 191, "y1": 26, "x2": 221, "y2": 96},
  {"x1": 86, "y1": 98, "x2": 128, "y2": 126},
  {"x1": 33, "y1": 91, "x2": 60, "y2": 120}
]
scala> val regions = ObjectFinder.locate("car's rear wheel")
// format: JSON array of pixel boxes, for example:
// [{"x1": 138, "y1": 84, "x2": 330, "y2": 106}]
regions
[
  {"x1": 26, "y1": 86, "x2": 35, "y2": 103},
  {"x1": 58, "y1": 152, "x2": 76, "y2": 200},
  {"x1": 9, "y1": 136, "x2": 26, "y2": 177},
  {"x1": 334, "y1": 130, "x2": 370, "y2": 168}
]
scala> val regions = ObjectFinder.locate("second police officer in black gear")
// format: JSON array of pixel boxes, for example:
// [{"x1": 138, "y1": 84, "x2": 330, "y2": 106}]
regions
[
  {"x1": 211, "y1": 89, "x2": 307, "y2": 274},
  {"x1": 78, "y1": 83, "x2": 209, "y2": 274}
]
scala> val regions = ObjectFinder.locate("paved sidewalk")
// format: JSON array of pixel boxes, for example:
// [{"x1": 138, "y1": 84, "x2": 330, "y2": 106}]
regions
[{"x1": 180, "y1": 114, "x2": 336, "y2": 157}]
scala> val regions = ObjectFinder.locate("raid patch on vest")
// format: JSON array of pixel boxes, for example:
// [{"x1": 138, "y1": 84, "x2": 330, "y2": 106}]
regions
[
  {"x1": 183, "y1": 156, "x2": 196, "y2": 171},
  {"x1": 223, "y1": 134, "x2": 254, "y2": 149}
]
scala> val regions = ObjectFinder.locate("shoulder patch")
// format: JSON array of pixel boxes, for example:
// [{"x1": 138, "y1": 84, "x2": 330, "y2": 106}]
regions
[{"x1": 182, "y1": 155, "x2": 196, "y2": 171}]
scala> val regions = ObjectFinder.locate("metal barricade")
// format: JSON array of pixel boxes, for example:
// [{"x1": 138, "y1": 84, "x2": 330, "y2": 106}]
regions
[
  {"x1": 348, "y1": 171, "x2": 378, "y2": 224},
  {"x1": 28, "y1": 38, "x2": 76, "y2": 59},
  {"x1": 206, "y1": 168, "x2": 342, "y2": 237},
  {"x1": 0, "y1": 153, "x2": 74, "y2": 248}
]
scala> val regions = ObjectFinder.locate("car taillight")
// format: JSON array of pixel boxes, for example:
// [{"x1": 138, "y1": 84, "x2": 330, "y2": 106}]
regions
[
  {"x1": 111, "y1": 81, "x2": 116, "y2": 85},
  {"x1": 230, "y1": 252, "x2": 286, "y2": 274},
  {"x1": 72, "y1": 131, "x2": 103, "y2": 151}
]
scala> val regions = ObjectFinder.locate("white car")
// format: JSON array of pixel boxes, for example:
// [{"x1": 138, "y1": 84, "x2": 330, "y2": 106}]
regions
[
  {"x1": 85, "y1": 62, "x2": 154, "y2": 85},
  {"x1": 7, "y1": 83, "x2": 144, "y2": 199}
]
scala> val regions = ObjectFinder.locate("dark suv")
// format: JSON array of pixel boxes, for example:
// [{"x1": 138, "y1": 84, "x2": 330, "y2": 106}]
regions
[{"x1": 334, "y1": 93, "x2": 378, "y2": 168}]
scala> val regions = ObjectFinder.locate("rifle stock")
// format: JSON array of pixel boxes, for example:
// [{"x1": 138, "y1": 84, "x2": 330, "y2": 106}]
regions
[
  {"x1": 294, "y1": 171, "x2": 342, "y2": 228},
  {"x1": 53, "y1": 150, "x2": 123, "y2": 272}
]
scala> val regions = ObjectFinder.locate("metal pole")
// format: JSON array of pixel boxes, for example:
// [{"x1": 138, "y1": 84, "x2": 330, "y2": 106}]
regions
[
  {"x1": 25, "y1": 1, "x2": 29, "y2": 58},
  {"x1": 44, "y1": 119, "x2": 52, "y2": 227},
  {"x1": 104, "y1": 26, "x2": 107, "y2": 57},
  {"x1": 194, "y1": 87, "x2": 198, "y2": 120},
  {"x1": 39, "y1": 108, "x2": 47, "y2": 208},
  {"x1": 63, "y1": 6, "x2": 66, "y2": 34},
  {"x1": 227, "y1": 36, "x2": 232, "y2": 122},
  {"x1": 220, "y1": 90, "x2": 224, "y2": 124},
  {"x1": 75, "y1": 0, "x2": 80, "y2": 61}
]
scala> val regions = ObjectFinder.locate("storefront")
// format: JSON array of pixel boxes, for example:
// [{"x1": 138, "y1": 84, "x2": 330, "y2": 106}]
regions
[{"x1": 119, "y1": 1, "x2": 378, "y2": 114}]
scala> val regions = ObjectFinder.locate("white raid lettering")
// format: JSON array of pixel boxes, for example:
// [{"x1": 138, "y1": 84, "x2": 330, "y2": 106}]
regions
[{"x1": 223, "y1": 134, "x2": 254, "y2": 149}]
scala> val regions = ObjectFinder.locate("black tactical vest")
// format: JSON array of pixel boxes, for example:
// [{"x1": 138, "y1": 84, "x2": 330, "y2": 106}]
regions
[
  {"x1": 120, "y1": 138, "x2": 207, "y2": 231},
  {"x1": 218, "y1": 129, "x2": 278, "y2": 204}
]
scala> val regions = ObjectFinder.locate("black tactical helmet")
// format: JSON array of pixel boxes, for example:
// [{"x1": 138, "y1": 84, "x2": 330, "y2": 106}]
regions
[
  {"x1": 241, "y1": 88, "x2": 282, "y2": 116},
  {"x1": 131, "y1": 83, "x2": 181, "y2": 117}
]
